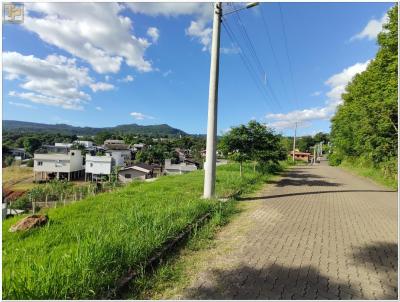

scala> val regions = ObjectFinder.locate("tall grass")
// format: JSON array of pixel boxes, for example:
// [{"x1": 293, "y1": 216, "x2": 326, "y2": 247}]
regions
[{"x1": 2, "y1": 162, "x2": 274, "y2": 299}]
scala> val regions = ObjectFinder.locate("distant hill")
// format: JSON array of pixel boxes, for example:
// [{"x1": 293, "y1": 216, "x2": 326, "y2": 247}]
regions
[{"x1": 2, "y1": 120, "x2": 187, "y2": 136}]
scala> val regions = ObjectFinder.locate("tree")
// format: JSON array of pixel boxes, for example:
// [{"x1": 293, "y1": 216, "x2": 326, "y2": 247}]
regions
[
  {"x1": 330, "y1": 5, "x2": 397, "y2": 179},
  {"x1": 219, "y1": 124, "x2": 251, "y2": 177},
  {"x1": 23, "y1": 137, "x2": 41, "y2": 155}
]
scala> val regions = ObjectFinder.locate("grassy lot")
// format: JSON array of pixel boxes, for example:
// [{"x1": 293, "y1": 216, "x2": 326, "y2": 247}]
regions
[
  {"x1": 2, "y1": 162, "x2": 282, "y2": 299},
  {"x1": 339, "y1": 159, "x2": 397, "y2": 190},
  {"x1": 2, "y1": 166, "x2": 34, "y2": 191}
]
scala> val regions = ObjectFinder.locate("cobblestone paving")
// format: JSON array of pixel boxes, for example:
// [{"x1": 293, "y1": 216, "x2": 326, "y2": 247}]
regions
[{"x1": 182, "y1": 160, "x2": 398, "y2": 300}]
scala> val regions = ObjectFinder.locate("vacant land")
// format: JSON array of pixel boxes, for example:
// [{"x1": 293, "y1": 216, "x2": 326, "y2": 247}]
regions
[{"x1": 2, "y1": 162, "x2": 282, "y2": 299}]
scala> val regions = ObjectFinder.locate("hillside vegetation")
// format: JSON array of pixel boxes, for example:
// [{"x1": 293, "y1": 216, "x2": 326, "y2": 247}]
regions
[
  {"x1": 330, "y1": 5, "x2": 398, "y2": 187},
  {"x1": 2, "y1": 162, "x2": 283, "y2": 299},
  {"x1": 2, "y1": 120, "x2": 186, "y2": 136}
]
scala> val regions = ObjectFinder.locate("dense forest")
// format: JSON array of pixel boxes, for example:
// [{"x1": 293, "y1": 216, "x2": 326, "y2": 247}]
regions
[{"x1": 329, "y1": 5, "x2": 398, "y2": 181}]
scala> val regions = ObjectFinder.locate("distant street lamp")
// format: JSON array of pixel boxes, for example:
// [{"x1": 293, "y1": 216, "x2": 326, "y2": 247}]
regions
[{"x1": 203, "y1": 2, "x2": 259, "y2": 199}]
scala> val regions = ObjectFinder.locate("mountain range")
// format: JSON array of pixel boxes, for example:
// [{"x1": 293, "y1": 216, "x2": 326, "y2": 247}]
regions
[{"x1": 2, "y1": 120, "x2": 187, "y2": 136}]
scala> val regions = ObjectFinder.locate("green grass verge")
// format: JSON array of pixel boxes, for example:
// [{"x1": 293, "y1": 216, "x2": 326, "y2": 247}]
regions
[
  {"x1": 2, "y1": 162, "x2": 277, "y2": 299},
  {"x1": 339, "y1": 160, "x2": 397, "y2": 190}
]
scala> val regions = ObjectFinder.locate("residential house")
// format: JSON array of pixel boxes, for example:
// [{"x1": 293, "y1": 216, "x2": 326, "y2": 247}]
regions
[
  {"x1": 33, "y1": 146, "x2": 84, "y2": 181},
  {"x1": 164, "y1": 158, "x2": 197, "y2": 175},
  {"x1": 289, "y1": 151, "x2": 312, "y2": 162},
  {"x1": 85, "y1": 154, "x2": 114, "y2": 181},
  {"x1": 104, "y1": 140, "x2": 131, "y2": 167},
  {"x1": 9, "y1": 148, "x2": 30, "y2": 160},
  {"x1": 74, "y1": 140, "x2": 94, "y2": 148},
  {"x1": 118, "y1": 163, "x2": 154, "y2": 183}
]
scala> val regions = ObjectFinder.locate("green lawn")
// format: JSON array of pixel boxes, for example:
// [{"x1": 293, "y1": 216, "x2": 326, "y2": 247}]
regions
[{"x1": 2, "y1": 162, "x2": 276, "y2": 299}]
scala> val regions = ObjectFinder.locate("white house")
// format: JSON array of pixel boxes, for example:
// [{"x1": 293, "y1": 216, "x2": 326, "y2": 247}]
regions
[
  {"x1": 118, "y1": 163, "x2": 153, "y2": 183},
  {"x1": 33, "y1": 148, "x2": 84, "y2": 181},
  {"x1": 104, "y1": 141, "x2": 131, "y2": 167},
  {"x1": 85, "y1": 154, "x2": 114, "y2": 181},
  {"x1": 74, "y1": 140, "x2": 94, "y2": 148},
  {"x1": 164, "y1": 159, "x2": 197, "y2": 175}
]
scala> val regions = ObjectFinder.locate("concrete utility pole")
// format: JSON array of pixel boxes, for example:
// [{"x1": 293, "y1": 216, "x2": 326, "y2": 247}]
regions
[
  {"x1": 292, "y1": 122, "x2": 297, "y2": 162},
  {"x1": 203, "y1": 2, "x2": 222, "y2": 199}
]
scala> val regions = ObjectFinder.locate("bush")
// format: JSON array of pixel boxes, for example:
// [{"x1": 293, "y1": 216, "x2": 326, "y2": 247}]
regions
[
  {"x1": 9, "y1": 196, "x2": 30, "y2": 210},
  {"x1": 26, "y1": 159, "x2": 34, "y2": 167},
  {"x1": 4, "y1": 155, "x2": 14, "y2": 167},
  {"x1": 328, "y1": 153, "x2": 342, "y2": 166}
]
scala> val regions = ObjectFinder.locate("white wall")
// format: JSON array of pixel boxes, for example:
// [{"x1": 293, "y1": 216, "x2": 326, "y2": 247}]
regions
[
  {"x1": 85, "y1": 155, "x2": 113, "y2": 175},
  {"x1": 106, "y1": 150, "x2": 131, "y2": 166}
]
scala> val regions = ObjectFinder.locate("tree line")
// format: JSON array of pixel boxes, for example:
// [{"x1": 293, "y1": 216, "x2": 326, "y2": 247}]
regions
[{"x1": 330, "y1": 5, "x2": 398, "y2": 180}]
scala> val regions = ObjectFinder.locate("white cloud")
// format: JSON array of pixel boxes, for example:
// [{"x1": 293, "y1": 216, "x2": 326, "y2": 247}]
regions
[
  {"x1": 127, "y1": 2, "x2": 213, "y2": 51},
  {"x1": 221, "y1": 45, "x2": 241, "y2": 55},
  {"x1": 311, "y1": 91, "x2": 321, "y2": 97},
  {"x1": 162, "y1": 69, "x2": 172, "y2": 77},
  {"x1": 130, "y1": 112, "x2": 154, "y2": 120},
  {"x1": 186, "y1": 19, "x2": 213, "y2": 51},
  {"x1": 266, "y1": 60, "x2": 370, "y2": 130},
  {"x1": 3, "y1": 51, "x2": 110, "y2": 110},
  {"x1": 9, "y1": 101, "x2": 35, "y2": 109},
  {"x1": 95, "y1": 106, "x2": 102, "y2": 111},
  {"x1": 119, "y1": 75, "x2": 134, "y2": 82},
  {"x1": 147, "y1": 27, "x2": 159, "y2": 43},
  {"x1": 89, "y1": 82, "x2": 114, "y2": 92},
  {"x1": 351, "y1": 13, "x2": 388, "y2": 41},
  {"x1": 23, "y1": 3, "x2": 153, "y2": 74}
]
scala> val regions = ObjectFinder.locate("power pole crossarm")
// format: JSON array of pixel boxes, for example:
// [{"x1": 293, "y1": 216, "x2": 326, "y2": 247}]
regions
[{"x1": 203, "y1": 2, "x2": 222, "y2": 199}]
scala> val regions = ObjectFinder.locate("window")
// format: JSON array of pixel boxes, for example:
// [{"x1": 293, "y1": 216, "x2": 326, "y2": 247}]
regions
[
  {"x1": 90, "y1": 163, "x2": 93, "y2": 167},
  {"x1": 37, "y1": 161, "x2": 43, "y2": 166},
  {"x1": 71, "y1": 152, "x2": 75, "y2": 156},
  {"x1": 125, "y1": 173, "x2": 131, "y2": 179}
]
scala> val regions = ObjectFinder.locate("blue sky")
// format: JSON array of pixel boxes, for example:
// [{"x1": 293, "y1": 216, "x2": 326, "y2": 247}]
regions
[{"x1": 2, "y1": 2, "x2": 394, "y2": 135}]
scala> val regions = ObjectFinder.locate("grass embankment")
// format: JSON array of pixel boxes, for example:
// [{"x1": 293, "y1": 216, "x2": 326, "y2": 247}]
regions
[
  {"x1": 339, "y1": 158, "x2": 397, "y2": 190},
  {"x1": 2, "y1": 162, "x2": 281, "y2": 299}
]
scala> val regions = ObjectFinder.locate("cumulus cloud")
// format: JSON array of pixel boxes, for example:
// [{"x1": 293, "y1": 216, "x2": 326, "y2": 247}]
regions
[
  {"x1": 147, "y1": 27, "x2": 159, "y2": 43},
  {"x1": 350, "y1": 13, "x2": 388, "y2": 41},
  {"x1": 23, "y1": 3, "x2": 153, "y2": 74},
  {"x1": 266, "y1": 60, "x2": 370, "y2": 130},
  {"x1": 3, "y1": 51, "x2": 110, "y2": 110},
  {"x1": 130, "y1": 112, "x2": 154, "y2": 120},
  {"x1": 89, "y1": 82, "x2": 114, "y2": 92},
  {"x1": 127, "y1": 2, "x2": 213, "y2": 51}
]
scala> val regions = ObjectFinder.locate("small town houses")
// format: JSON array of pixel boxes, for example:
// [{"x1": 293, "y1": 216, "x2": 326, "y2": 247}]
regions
[{"x1": 32, "y1": 140, "x2": 205, "y2": 183}]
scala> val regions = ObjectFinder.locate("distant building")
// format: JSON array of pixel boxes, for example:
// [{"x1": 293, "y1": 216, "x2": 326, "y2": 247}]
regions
[
  {"x1": 289, "y1": 151, "x2": 311, "y2": 162},
  {"x1": 55, "y1": 142, "x2": 73, "y2": 148},
  {"x1": 9, "y1": 148, "x2": 30, "y2": 160},
  {"x1": 104, "y1": 140, "x2": 131, "y2": 167},
  {"x1": 74, "y1": 140, "x2": 94, "y2": 148},
  {"x1": 85, "y1": 154, "x2": 114, "y2": 181},
  {"x1": 164, "y1": 158, "x2": 197, "y2": 175},
  {"x1": 132, "y1": 143, "x2": 145, "y2": 152},
  {"x1": 118, "y1": 163, "x2": 154, "y2": 183},
  {"x1": 33, "y1": 147, "x2": 84, "y2": 181}
]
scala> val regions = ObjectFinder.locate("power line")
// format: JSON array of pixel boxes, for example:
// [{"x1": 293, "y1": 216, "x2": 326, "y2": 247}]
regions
[
  {"x1": 278, "y1": 3, "x2": 299, "y2": 109},
  {"x1": 229, "y1": 5, "x2": 283, "y2": 110},
  {"x1": 222, "y1": 18, "x2": 276, "y2": 111},
  {"x1": 260, "y1": 4, "x2": 290, "y2": 103}
]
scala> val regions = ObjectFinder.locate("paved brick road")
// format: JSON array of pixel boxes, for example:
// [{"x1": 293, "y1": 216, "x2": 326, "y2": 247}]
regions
[{"x1": 181, "y1": 160, "x2": 398, "y2": 300}]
